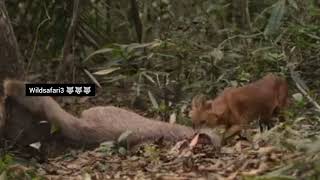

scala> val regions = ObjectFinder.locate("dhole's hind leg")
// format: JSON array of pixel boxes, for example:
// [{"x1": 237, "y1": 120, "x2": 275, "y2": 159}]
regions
[
  {"x1": 273, "y1": 106, "x2": 287, "y2": 123},
  {"x1": 259, "y1": 107, "x2": 278, "y2": 132},
  {"x1": 258, "y1": 118, "x2": 264, "y2": 132},
  {"x1": 259, "y1": 119, "x2": 273, "y2": 132},
  {"x1": 262, "y1": 105, "x2": 285, "y2": 131}
]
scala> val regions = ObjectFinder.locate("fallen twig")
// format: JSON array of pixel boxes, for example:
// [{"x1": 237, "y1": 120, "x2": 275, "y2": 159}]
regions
[{"x1": 290, "y1": 70, "x2": 320, "y2": 112}]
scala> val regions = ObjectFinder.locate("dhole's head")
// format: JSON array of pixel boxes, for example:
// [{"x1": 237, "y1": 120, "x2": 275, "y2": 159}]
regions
[{"x1": 189, "y1": 94, "x2": 219, "y2": 130}]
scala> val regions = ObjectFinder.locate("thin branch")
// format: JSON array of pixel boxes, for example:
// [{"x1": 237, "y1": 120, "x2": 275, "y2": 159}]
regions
[
  {"x1": 62, "y1": 0, "x2": 80, "y2": 60},
  {"x1": 56, "y1": 0, "x2": 80, "y2": 82},
  {"x1": 287, "y1": 47, "x2": 320, "y2": 112},
  {"x1": 290, "y1": 70, "x2": 320, "y2": 112},
  {"x1": 244, "y1": 0, "x2": 252, "y2": 31},
  {"x1": 130, "y1": 0, "x2": 143, "y2": 42},
  {"x1": 217, "y1": 32, "x2": 263, "y2": 49},
  {"x1": 26, "y1": 3, "x2": 51, "y2": 75}
]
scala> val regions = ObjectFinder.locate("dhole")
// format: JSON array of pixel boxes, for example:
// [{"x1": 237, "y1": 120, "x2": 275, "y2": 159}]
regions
[{"x1": 189, "y1": 73, "x2": 288, "y2": 142}]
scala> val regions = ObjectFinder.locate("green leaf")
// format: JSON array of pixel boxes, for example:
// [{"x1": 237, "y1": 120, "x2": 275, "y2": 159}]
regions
[
  {"x1": 50, "y1": 123, "x2": 60, "y2": 134},
  {"x1": 83, "y1": 48, "x2": 114, "y2": 62},
  {"x1": 118, "y1": 147, "x2": 127, "y2": 155},
  {"x1": 97, "y1": 141, "x2": 115, "y2": 153},
  {"x1": 103, "y1": 75, "x2": 127, "y2": 83},
  {"x1": 264, "y1": 0, "x2": 286, "y2": 36},
  {"x1": 142, "y1": 72, "x2": 156, "y2": 84},
  {"x1": 93, "y1": 67, "x2": 121, "y2": 75},
  {"x1": 83, "y1": 69, "x2": 102, "y2": 88},
  {"x1": 117, "y1": 130, "x2": 133, "y2": 145},
  {"x1": 0, "y1": 154, "x2": 13, "y2": 173},
  {"x1": 124, "y1": 41, "x2": 162, "y2": 53},
  {"x1": 125, "y1": 43, "x2": 151, "y2": 52},
  {"x1": 100, "y1": 141, "x2": 115, "y2": 148}
]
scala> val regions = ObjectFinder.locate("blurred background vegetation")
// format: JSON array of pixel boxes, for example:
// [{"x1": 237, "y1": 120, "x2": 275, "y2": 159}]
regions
[{"x1": 4, "y1": 0, "x2": 320, "y2": 124}]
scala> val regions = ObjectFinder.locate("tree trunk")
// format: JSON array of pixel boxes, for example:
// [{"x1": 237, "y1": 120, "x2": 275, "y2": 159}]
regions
[
  {"x1": 56, "y1": 0, "x2": 80, "y2": 82},
  {"x1": 130, "y1": 0, "x2": 142, "y2": 43},
  {"x1": 0, "y1": 0, "x2": 23, "y2": 95},
  {"x1": 0, "y1": 0, "x2": 23, "y2": 141}
]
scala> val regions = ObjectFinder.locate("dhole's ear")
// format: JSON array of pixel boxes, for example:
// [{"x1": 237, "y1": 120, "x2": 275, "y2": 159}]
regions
[{"x1": 191, "y1": 94, "x2": 208, "y2": 109}]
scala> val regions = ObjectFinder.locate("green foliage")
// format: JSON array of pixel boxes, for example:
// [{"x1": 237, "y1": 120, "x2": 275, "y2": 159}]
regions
[
  {"x1": 97, "y1": 130, "x2": 135, "y2": 156},
  {"x1": 292, "y1": 93, "x2": 306, "y2": 108},
  {"x1": 143, "y1": 144, "x2": 160, "y2": 162},
  {"x1": 264, "y1": 0, "x2": 287, "y2": 37},
  {"x1": 0, "y1": 154, "x2": 13, "y2": 173},
  {"x1": 0, "y1": 154, "x2": 44, "y2": 180},
  {"x1": 97, "y1": 141, "x2": 116, "y2": 155}
]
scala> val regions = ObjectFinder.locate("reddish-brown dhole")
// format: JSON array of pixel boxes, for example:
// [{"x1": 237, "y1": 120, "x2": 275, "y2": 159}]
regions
[{"x1": 189, "y1": 73, "x2": 289, "y2": 142}]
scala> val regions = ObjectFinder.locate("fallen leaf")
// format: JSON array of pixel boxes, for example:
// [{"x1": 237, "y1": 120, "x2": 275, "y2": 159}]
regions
[{"x1": 190, "y1": 133, "x2": 200, "y2": 148}]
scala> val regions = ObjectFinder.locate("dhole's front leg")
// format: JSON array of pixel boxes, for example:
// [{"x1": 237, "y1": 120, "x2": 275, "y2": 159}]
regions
[{"x1": 222, "y1": 124, "x2": 243, "y2": 145}]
